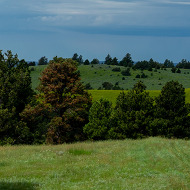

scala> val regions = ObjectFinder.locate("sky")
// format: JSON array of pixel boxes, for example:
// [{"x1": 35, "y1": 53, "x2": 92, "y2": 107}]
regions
[{"x1": 0, "y1": 0, "x2": 190, "y2": 63}]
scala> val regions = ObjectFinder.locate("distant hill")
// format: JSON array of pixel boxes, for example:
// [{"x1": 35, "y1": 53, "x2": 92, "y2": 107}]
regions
[{"x1": 30, "y1": 64, "x2": 190, "y2": 91}]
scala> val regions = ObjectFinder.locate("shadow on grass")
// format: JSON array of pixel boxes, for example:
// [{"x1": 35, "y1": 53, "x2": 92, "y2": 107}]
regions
[{"x1": 0, "y1": 182, "x2": 39, "y2": 190}]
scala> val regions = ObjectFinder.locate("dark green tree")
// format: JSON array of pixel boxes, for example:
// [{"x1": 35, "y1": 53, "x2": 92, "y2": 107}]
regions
[
  {"x1": 72, "y1": 53, "x2": 78, "y2": 61},
  {"x1": 83, "y1": 99, "x2": 113, "y2": 140},
  {"x1": 84, "y1": 59, "x2": 90, "y2": 65},
  {"x1": 91, "y1": 58, "x2": 99, "y2": 64},
  {"x1": 105, "y1": 54, "x2": 112, "y2": 65},
  {"x1": 119, "y1": 53, "x2": 134, "y2": 67},
  {"x1": 164, "y1": 59, "x2": 174, "y2": 68},
  {"x1": 38, "y1": 56, "x2": 48, "y2": 65},
  {"x1": 154, "y1": 81, "x2": 190, "y2": 138},
  {"x1": 112, "y1": 57, "x2": 119, "y2": 65},
  {"x1": 0, "y1": 50, "x2": 34, "y2": 144},
  {"x1": 111, "y1": 81, "x2": 154, "y2": 138}
]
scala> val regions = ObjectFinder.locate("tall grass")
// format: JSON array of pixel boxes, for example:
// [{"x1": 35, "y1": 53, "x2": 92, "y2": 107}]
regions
[{"x1": 0, "y1": 138, "x2": 190, "y2": 189}]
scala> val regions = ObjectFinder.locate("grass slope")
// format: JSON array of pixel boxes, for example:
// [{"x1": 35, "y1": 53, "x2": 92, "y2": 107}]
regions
[
  {"x1": 30, "y1": 64, "x2": 190, "y2": 91},
  {"x1": 0, "y1": 138, "x2": 190, "y2": 190}
]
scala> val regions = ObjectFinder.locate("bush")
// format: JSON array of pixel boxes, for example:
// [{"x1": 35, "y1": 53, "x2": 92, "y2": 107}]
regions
[
  {"x1": 84, "y1": 83, "x2": 93, "y2": 90},
  {"x1": 102, "y1": 82, "x2": 113, "y2": 90},
  {"x1": 121, "y1": 68, "x2": 131, "y2": 76},
  {"x1": 112, "y1": 67, "x2": 121, "y2": 72}
]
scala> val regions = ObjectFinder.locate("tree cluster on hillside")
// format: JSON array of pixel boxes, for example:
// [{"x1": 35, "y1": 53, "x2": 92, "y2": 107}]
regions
[{"x1": 84, "y1": 81, "x2": 190, "y2": 140}]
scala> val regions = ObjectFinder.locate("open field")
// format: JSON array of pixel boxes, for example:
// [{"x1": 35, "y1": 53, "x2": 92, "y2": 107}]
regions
[
  {"x1": 0, "y1": 137, "x2": 190, "y2": 190},
  {"x1": 30, "y1": 64, "x2": 190, "y2": 91},
  {"x1": 89, "y1": 89, "x2": 190, "y2": 106}
]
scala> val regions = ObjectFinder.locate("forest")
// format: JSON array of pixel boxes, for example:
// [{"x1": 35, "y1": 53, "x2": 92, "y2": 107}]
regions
[{"x1": 0, "y1": 50, "x2": 190, "y2": 145}]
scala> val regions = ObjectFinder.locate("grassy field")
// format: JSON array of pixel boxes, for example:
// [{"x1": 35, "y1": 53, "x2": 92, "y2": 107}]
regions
[
  {"x1": 88, "y1": 89, "x2": 190, "y2": 105},
  {"x1": 30, "y1": 64, "x2": 190, "y2": 91},
  {"x1": 30, "y1": 64, "x2": 190, "y2": 105},
  {"x1": 0, "y1": 137, "x2": 190, "y2": 190}
]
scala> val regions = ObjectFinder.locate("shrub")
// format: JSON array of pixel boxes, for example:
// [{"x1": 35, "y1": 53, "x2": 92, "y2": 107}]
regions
[
  {"x1": 121, "y1": 68, "x2": 131, "y2": 76},
  {"x1": 102, "y1": 82, "x2": 113, "y2": 90},
  {"x1": 112, "y1": 67, "x2": 121, "y2": 72}
]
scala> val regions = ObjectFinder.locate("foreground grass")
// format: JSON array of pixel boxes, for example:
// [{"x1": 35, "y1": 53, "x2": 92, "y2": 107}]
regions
[{"x1": 0, "y1": 138, "x2": 190, "y2": 190}]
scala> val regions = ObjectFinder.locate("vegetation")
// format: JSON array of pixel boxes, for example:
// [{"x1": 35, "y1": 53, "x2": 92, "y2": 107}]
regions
[
  {"x1": 38, "y1": 56, "x2": 48, "y2": 65},
  {"x1": 1, "y1": 50, "x2": 190, "y2": 145},
  {"x1": 30, "y1": 63, "x2": 190, "y2": 91},
  {"x1": 84, "y1": 81, "x2": 190, "y2": 140},
  {"x1": 0, "y1": 138, "x2": 190, "y2": 189},
  {"x1": 21, "y1": 57, "x2": 92, "y2": 144},
  {"x1": 0, "y1": 50, "x2": 34, "y2": 144}
]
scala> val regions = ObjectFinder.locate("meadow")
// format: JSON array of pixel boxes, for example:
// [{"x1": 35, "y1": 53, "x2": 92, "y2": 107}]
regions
[
  {"x1": 0, "y1": 137, "x2": 190, "y2": 190},
  {"x1": 30, "y1": 64, "x2": 190, "y2": 105},
  {"x1": 30, "y1": 64, "x2": 190, "y2": 91}
]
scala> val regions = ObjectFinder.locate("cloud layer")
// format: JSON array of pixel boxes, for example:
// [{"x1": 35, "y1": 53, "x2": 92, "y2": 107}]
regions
[{"x1": 0, "y1": 0, "x2": 190, "y2": 62}]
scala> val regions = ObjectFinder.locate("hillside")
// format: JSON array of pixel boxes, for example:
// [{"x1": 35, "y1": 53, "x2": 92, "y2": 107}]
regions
[
  {"x1": 0, "y1": 138, "x2": 189, "y2": 190},
  {"x1": 30, "y1": 64, "x2": 190, "y2": 91}
]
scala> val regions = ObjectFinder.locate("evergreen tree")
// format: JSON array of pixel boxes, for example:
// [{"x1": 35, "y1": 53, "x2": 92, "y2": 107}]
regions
[
  {"x1": 0, "y1": 50, "x2": 34, "y2": 144},
  {"x1": 119, "y1": 53, "x2": 134, "y2": 67}
]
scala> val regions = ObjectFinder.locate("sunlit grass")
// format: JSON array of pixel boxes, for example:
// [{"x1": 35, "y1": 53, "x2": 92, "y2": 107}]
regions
[
  {"x1": 0, "y1": 138, "x2": 190, "y2": 189},
  {"x1": 89, "y1": 89, "x2": 190, "y2": 106}
]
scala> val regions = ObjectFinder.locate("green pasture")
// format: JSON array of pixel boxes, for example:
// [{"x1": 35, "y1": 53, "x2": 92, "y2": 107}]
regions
[
  {"x1": 30, "y1": 64, "x2": 190, "y2": 91},
  {"x1": 0, "y1": 137, "x2": 190, "y2": 190},
  {"x1": 89, "y1": 89, "x2": 190, "y2": 106},
  {"x1": 79, "y1": 64, "x2": 190, "y2": 90}
]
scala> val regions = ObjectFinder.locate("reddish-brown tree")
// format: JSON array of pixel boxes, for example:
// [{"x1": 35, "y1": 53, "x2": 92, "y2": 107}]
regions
[{"x1": 38, "y1": 57, "x2": 92, "y2": 143}]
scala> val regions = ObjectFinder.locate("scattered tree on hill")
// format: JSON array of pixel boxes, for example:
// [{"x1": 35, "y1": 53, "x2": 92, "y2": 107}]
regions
[
  {"x1": 176, "y1": 59, "x2": 190, "y2": 69},
  {"x1": 72, "y1": 53, "x2": 83, "y2": 64},
  {"x1": 112, "y1": 57, "x2": 119, "y2": 65},
  {"x1": 84, "y1": 59, "x2": 90, "y2": 65},
  {"x1": 105, "y1": 54, "x2": 112, "y2": 65},
  {"x1": 38, "y1": 56, "x2": 48, "y2": 65},
  {"x1": 119, "y1": 53, "x2": 134, "y2": 67},
  {"x1": 91, "y1": 58, "x2": 99, "y2": 64},
  {"x1": 28, "y1": 61, "x2": 35, "y2": 66},
  {"x1": 164, "y1": 59, "x2": 174, "y2": 68}
]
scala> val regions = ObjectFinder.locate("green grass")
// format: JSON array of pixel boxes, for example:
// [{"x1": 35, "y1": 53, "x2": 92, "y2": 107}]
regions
[
  {"x1": 0, "y1": 138, "x2": 190, "y2": 189},
  {"x1": 30, "y1": 64, "x2": 190, "y2": 91},
  {"x1": 30, "y1": 65, "x2": 47, "y2": 91},
  {"x1": 89, "y1": 89, "x2": 190, "y2": 106},
  {"x1": 79, "y1": 64, "x2": 190, "y2": 90}
]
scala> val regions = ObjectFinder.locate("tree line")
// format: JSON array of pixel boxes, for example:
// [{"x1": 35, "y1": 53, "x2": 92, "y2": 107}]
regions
[
  {"x1": 0, "y1": 50, "x2": 190, "y2": 145},
  {"x1": 29, "y1": 53, "x2": 190, "y2": 71}
]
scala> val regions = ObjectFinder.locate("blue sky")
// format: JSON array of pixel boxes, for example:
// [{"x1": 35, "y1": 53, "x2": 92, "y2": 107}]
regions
[{"x1": 0, "y1": 0, "x2": 190, "y2": 63}]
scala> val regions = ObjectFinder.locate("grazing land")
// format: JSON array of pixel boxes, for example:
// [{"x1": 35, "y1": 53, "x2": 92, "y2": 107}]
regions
[
  {"x1": 89, "y1": 89, "x2": 190, "y2": 106},
  {"x1": 30, "y1": 64, "x2": 190, "y2": 91},
  {"x1": 0, "y1": 137, "x2": 190, "y2": 190}
]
